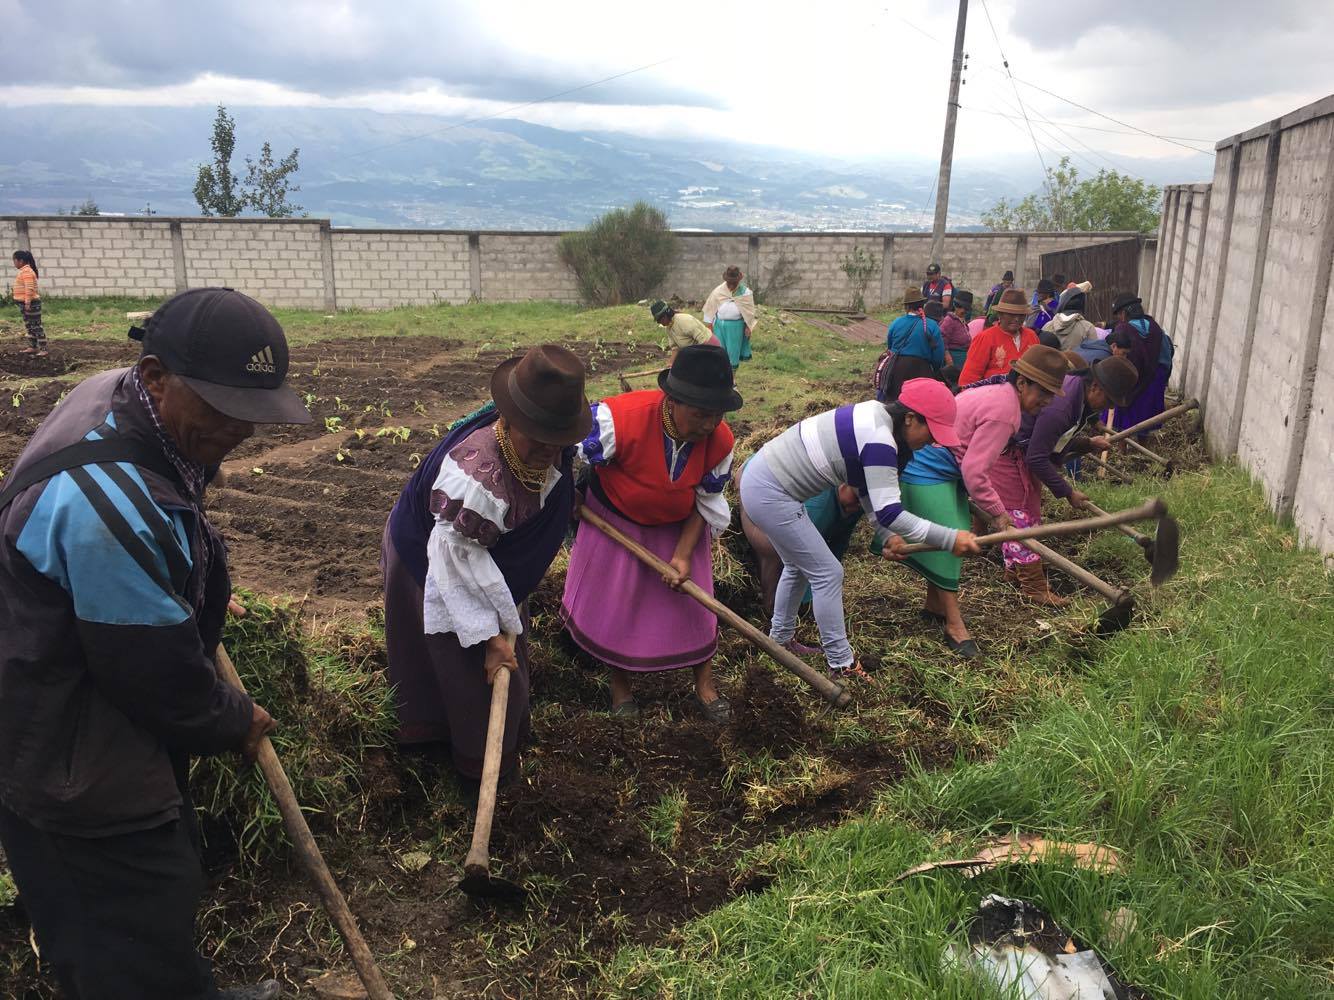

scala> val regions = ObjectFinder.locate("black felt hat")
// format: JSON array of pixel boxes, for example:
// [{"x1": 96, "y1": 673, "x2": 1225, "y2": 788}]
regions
[{"x1": 658, "y1": 344, "x2": 743, "y2": 412}]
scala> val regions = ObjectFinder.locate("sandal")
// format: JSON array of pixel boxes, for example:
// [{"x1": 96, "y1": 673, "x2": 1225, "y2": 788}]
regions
[
  {"x1": 610, "y1": 698, "x2": 640, "y2": 718},
  {"x1": 919, "y1": 609, "x2": 946, "y2": 625},
  {"x1": 693, "y1": 693, "x2": 731, "y2": 725},
  {"x1": 831, "y1": 660, "x2": 878, "y2": 685},
  {"x1": 18, "y1": 346, "x2": 35, "y2": 354},
  {"x1": 944, "y1": 634, "x2": 979, "y2": 659}
]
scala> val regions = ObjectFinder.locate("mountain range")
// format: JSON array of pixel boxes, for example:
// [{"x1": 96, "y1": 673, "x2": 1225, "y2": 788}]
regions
[{"x1": 0, "y1": 106, "x2": 1208, "y2": 231}]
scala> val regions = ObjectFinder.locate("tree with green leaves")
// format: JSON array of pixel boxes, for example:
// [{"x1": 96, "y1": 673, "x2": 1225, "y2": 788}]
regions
[
  {"x1": 982, "y1": 156, "x2": 1161, "y2": 233},
  {"x1": 557, "y1": 202, "x2": 678, "y2": 306},
  {"x1": 193, "y1": 105, "x2": 302, "y2": 217}
]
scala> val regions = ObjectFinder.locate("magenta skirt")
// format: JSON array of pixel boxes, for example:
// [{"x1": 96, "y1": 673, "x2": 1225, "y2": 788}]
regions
[{"x1": 561, "y1": 490, "x2": 718, "y2": 671}]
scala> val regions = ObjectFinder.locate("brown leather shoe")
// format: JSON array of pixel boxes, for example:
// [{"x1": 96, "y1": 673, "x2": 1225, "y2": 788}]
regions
[{"x1": 1015, "y1": 562, "x2": 1070, "y2": 607}]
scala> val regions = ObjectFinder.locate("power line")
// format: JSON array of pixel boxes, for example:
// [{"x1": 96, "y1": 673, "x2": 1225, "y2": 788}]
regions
[
  {"x1": 887, "y1": 9, "x2": 1216, "y2": 156},
  {"x1": 326, "y1": 56, "x2": 677, "y2": 165},
  {"x1": 977, "y1": 0, "x2": 1050, "y2": 193}
]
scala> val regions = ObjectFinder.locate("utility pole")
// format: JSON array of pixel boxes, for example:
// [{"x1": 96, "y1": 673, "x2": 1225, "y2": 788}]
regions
[{"x1": 930, "y1": 0, "x2": 968, "y2": 268}]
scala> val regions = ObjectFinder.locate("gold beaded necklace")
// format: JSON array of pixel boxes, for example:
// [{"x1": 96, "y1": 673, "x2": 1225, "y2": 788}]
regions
[
  {"x1": 495, "y1": 422, "x2": 549, "y2": 493},
  {"x1": 661, "y1": 398, "x2": 685, "y2": 442}
]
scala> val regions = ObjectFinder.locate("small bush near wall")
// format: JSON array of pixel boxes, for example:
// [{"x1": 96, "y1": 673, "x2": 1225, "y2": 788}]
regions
[{"x1": 557, "y1": 202, "x2": 679, "y2": 306}]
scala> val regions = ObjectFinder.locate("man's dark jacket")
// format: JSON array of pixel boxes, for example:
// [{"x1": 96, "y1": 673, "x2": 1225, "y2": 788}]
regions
[{"x1": 0, "y1": 368, "x2": 252, "y2": 837}]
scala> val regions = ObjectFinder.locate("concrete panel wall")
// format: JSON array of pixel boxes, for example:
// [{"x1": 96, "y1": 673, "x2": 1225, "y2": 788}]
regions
[
  {"x1": 332, "y1": 230, "x2": 472, "y2": 308},
  {"x1": 1152, "y1": 92, "x2": 1334, "y2": 556},
  {"x1": 1292, "y1": 258, "x2": 1334, "y2": 555},
  {"x1": 1236, "y1": 114, "x2": 1334, "y2": 505},
  {"x1": 665, "y1": 235, "x2": 753, "y2": 301},
  {"x1": 181, "y1": 220, "x2": 327, "y2": 308}
]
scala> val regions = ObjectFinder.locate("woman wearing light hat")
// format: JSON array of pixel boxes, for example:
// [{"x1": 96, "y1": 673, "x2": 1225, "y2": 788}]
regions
[
  {"x1": 957, "y1": 288, "x2": 1040, "y2": 385},
  {"x1": 742, "y1": 379, "x2": 981, "y2": 680},
  {"x1": 382, "y1": 345, "x2": 590, "y2": 782},
  {"x1": 943, "y1": 345, "x2": 1074, "y2": 605}
]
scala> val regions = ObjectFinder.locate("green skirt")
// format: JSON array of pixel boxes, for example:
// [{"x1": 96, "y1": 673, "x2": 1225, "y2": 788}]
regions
[
  {"x1": 713, "y1": 317, "x2": 752, "y2": 367},
  {"x1": 900, "y1": 479, "x2": 970, "y2": 590}
]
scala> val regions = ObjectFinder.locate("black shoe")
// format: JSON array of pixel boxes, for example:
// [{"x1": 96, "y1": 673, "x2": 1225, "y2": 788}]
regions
[
  {"x1": 219, "y1": 980, "x2": 281, "y2": 1000},
  {"x1": 943, "y1": 634, "x2": 979, "y2": 659},
  {"x1": 918, "y1": 609, "x2": 946, "y2": 625}
]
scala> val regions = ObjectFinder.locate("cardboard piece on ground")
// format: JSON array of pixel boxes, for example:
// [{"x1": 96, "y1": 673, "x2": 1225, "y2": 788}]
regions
[{"x1": 894, "y1": 832, "x2": 1125, "y2": 882}]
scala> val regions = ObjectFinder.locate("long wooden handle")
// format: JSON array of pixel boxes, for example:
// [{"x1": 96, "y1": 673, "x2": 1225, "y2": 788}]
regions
[
  {"x1": 1081, "y1": 453, "x2": 1133, "y2": 484},
  {"x1": 215, "y1": 646, "x2": 394, "y2": 1000},
  {"x1": 966, "y1": 503, "x2": 1130, "y2": 604},
  {"x1": 1097, "y1": 423, "x2": 1173, "y2": 466},
  {"x1": 464, "y1": 634, "x2": 515, "y2": 875},
  {"x1": 576, "y1": 506, "x2": 851, "y2": 708},
  {"x1": 1105, "y1": 399, "x2": 1198, "y2": 443},
  {"x1": 1082, "y1": 500, "x2": 1151, "y2": 546},
  {"x1": 898, "y1": 498, "x2": 1165, "y2": 554}
]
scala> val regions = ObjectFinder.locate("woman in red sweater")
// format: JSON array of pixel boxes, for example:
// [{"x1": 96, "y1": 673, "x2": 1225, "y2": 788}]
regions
[
  {"x1": 957, "y1": 288, "x2": 1037, "y2": 385},
  {"x1": 562, "y1": 346, "x2": 741, "y2": 723}
]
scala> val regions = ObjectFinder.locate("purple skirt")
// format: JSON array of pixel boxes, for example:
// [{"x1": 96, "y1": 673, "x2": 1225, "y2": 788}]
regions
[
  {"x1": 1113, "y1": 366, "x2": 1170, "y2": 436},
  {"x1": 561, "y1": 490, "x2": 718, "y2": 671}
]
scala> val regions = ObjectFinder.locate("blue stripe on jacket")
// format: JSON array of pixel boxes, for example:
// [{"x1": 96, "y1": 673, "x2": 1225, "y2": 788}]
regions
[{"x1": 16, "y1": 419, "x2": 193, "y2": 627}]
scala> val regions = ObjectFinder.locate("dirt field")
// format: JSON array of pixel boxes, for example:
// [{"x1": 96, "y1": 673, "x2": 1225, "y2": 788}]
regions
[{"x1": 0, "y1": 333, "x2": 1209, "y2": 998}]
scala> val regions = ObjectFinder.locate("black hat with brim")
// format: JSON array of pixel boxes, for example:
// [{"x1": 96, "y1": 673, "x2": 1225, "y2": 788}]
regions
[
  {"x1": 658, "y1": 344, "x2": 743, "y2": 412},
  {"x1": 1111, "y1": 293, "x2": 1142, "y2": 314}
]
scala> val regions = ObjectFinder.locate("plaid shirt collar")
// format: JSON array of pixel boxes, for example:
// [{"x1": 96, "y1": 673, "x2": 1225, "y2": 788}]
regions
[{"x1": 130, "y1": 366, "x2": 207, "y2": 501}]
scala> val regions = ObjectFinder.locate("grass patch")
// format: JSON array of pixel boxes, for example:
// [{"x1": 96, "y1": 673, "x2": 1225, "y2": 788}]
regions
[
  {"x1": 192, "y1": 591, "x2": 397, "y2": 863},
  {"x1": 601, "y1": 463, "x2": 1334, "y2": 998}
]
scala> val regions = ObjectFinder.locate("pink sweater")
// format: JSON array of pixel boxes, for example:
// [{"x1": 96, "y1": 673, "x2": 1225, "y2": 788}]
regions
[{"x1": 950, "y1": 381, "x2": 1021, "y2": 518}]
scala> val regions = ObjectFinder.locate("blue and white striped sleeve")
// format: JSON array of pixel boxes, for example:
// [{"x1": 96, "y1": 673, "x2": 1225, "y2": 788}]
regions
[
  {"x1": 850, "y1": 405, "x2": 958, "y2": 551},
  {"x1": 576, "y1": 401, "x2": 616, "y2": 467},
  {"x1": 694, "y1": 447, "x2": 733, "y2": 534}
]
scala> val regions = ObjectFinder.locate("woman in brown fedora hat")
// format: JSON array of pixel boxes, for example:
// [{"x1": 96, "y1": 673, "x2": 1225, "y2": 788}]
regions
[
  {"x1": 876, "y1": 286, "x2": 947, "y2": 402},
  {"x1": 381, "y1": 345, "x2": 591, "y2": 783},
  {"x1": 957, "y1": 288, "x2": 1040, "y2": 385},
  {"x1": 888, "y1": 345, "x2": 1071, "y2": 622},
  {"x1": 563, "y1": 344, "x2": 741, "y2": 722}
]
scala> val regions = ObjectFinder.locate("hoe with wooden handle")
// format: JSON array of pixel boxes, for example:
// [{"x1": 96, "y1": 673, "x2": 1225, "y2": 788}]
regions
[
  {"x1": 214, "y1": 647, "x2": 394, "y2": 1000},
  {"x1": 460, "y1": 632, "x2": 527, "y2": 904},
  {"x1": 577, "y1": 506, "x2": 852, "y2": 709}
]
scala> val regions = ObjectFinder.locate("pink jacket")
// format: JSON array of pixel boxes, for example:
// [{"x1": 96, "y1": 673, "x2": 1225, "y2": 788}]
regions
[{"x1": 950, "y1": 381, "x2": 1021, "y2": 518}]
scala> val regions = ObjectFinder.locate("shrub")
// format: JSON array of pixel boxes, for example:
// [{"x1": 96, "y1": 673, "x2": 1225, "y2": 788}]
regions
[
  {"x1": 558, "y1": 202, "x2": 679, "y2": 306},
  {"x1": 839, "y1": 245, "x2": 879, "y2": 313}
]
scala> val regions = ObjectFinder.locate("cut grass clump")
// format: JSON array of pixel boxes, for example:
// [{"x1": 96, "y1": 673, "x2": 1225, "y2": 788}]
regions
[{"x1": 191, "y1": 592, "x2": 397, "y2": 864}]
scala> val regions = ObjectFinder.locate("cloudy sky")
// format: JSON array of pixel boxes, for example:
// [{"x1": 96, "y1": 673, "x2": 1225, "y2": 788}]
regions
[{"x1": 4, "y1": 0, "x2": 1331, "y2": 173}]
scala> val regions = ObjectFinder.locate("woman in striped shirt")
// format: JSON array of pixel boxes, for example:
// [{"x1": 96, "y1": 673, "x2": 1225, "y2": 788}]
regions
[
  {"x1": 740, "y1": 380, "x2": 981, "y2": 680},
  {"x1": 12, "y1": 251, "x2": 45, "y2": 357}
]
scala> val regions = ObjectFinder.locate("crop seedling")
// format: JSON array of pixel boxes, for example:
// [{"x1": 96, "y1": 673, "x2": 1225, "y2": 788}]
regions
[
  {"x1": 375, "y1": 426, "x2": 411, "y2": 443},
  {"x1": 324, "y1": 416, "x2": 342, "y2": 434}
]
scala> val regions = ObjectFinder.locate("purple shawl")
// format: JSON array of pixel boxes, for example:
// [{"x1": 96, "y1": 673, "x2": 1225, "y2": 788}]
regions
[{"x1": 1116, "y1": 316, "x2": 1166, "y2": 397}]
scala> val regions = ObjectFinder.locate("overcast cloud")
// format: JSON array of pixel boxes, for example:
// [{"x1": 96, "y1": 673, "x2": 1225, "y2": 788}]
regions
[{"x1": 3, "y1": 0, "x2": 1331, "y2": 166}]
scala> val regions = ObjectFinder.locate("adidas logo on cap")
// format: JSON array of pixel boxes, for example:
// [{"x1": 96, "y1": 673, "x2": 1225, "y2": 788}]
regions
[{"x1": 246, "y1": 346, "x2": 276, "y2": 374}]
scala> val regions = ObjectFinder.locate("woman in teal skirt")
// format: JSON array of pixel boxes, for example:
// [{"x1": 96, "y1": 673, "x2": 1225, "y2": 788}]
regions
[
  {"x1": 890, "y1": 444, "x2": 976, "y2": 657},
  {"x1": 703, "y1": 265, "x2": 756, "y2": 368}
]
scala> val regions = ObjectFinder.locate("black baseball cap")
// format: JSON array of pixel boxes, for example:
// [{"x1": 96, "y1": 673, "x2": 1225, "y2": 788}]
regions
[{"x1": 130, "y1": 288, "x2": 312, "y2": 424}]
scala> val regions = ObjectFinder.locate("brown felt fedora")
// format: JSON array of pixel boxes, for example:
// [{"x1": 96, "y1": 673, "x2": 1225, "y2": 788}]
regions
[
  {"x1": 490, "y1": 344, "x2": 592, "y2": 445},
  {"x1": 1012, "y1": 344, "x2": 1070, "y2": 394},
  {"x1": 992, "y1": 288, "x2": 1031, "y2": 315},
  {"x1": 1091, "y1": 356, "x2": 1138, "y2": 408},
  {"x1": 902, "y1": 286, "x2": 927, "y2": 308}
]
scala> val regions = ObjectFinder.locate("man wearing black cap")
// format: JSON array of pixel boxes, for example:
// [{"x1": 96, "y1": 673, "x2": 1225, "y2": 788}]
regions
[
  {"x1": 0, "y1": 287, "x2": 311, "y2": 999},
  {"x1": 921, "y1": 262, "x2": 953, "y2": 310}
]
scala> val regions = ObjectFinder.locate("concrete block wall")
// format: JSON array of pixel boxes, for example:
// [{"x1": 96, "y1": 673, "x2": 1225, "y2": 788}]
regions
[
  {"x1": 181, "y1": 220, "x2": 327, "y2": 309},
  {"x1": 665, "y1": 235, "x2": 753, "y2": 302},
  {"x1": 1153, "y1": 92, "x2": 1334, "y2": 556},
  {"x1": 478, "y1": 232, "x2": 580, "y2": 302},
  {"x1": 332, "y1": 230, "x2": 472, "y2": 308},
  {"x1": 27, "y1": 217, "x2": 178, "y2": 297}
]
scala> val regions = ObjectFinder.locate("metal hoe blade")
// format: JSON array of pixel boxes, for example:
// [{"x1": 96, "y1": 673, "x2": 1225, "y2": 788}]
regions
[
  {"x1": 1095, "y1": 598, "x2": 1136, "y2": 636},
  {"x1": 460, "y1": 864, "x2": 527, "y2": 905},
  {"x1": 1150, "y1": 514, "x2": 1181, "y2": 586}
]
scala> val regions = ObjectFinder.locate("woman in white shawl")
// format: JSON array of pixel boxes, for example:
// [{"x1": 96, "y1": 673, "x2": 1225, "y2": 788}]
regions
[{"x1": 703, "y1": 265, "x2": 756, "y2": 369}]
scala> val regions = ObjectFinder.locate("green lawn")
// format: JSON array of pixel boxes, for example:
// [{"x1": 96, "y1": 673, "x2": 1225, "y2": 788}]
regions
[{"x1": 602, "y1": 464, "x2": 1333, "y2": 998}]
